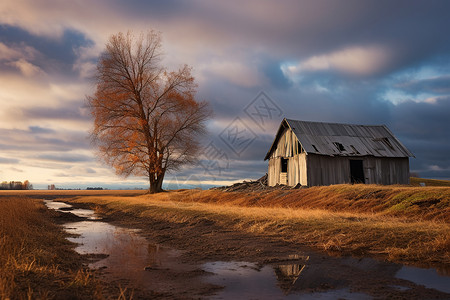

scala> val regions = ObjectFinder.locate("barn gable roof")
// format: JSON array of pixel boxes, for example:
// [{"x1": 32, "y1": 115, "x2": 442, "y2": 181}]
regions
[{"x1": 264, "y1": 118, "x2": 414, "y2": 160}]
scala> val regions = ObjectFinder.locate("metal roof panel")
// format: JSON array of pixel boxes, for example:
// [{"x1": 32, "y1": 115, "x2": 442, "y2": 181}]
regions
[{"x1": 264, "y1": 119, "x2": 414, "y2": 160}]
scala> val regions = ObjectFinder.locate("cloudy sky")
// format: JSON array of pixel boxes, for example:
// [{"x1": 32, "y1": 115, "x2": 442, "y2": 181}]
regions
[{"x1": 1, "y1": 0, "x2": 450, "y2": 189}]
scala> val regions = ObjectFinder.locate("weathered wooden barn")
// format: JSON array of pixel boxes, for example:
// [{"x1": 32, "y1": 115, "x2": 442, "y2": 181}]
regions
[{"x1": 265, "y1": 119, "x2": 414, "y2": 187}]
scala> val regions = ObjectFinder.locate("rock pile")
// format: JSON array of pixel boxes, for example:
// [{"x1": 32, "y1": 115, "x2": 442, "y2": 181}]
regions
[{"x1": 211, "y1": 174, "x2": 304, "y2": 192}]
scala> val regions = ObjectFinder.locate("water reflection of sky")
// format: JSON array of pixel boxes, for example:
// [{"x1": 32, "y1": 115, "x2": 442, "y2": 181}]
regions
[
  {"x1": 396, "y1": 266, "x2": 450, "y2": 294},
  {"x1": 64, "y1": 221, "x2": 143, "y2": 255},
  {"x1": 44, "y1": 199, "x2": 72, "y2": 210},
  {"x1": 44, "y1": 199, "x2": 98, "y2": 219},
  {"x1": 203, "y1": 261, "x2": 373, "y2": 300}
]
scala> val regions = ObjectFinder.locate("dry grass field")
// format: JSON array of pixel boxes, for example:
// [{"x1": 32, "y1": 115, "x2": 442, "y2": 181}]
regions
[
  {"x1": 166, "y1": 184, "x2": 450, "y2": 222},
  {"x1": 65, "y1": 184, "x2": 450, "y2": 267},
  {"x1": 0, "y1": 183, "x2": 449, "y2": 298},
  {"x1": 0, "y1": 197, "x2": 102, "y2": 299},
  {"x1": 410, "y1": 177, "x2": 450, "y2": 187}
]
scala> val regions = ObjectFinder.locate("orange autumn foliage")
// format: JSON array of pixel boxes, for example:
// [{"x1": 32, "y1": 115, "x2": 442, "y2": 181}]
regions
[{"x1": 88, "y1": 31, "x2": 211, "y2": 193}]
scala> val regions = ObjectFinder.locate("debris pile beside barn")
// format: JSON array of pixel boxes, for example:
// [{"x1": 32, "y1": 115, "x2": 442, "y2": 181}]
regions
[{"x1": 211, "y1": 174, "x2": 303, "y2": 192}]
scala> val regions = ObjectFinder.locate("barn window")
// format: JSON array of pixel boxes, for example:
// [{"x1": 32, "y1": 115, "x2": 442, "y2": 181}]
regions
[
  {"x1": 281, "y1": 158, "x2": 288, "y2": 172},
  {"x1": 333, "y1": 142, "x2": 346, "y2": 152}
]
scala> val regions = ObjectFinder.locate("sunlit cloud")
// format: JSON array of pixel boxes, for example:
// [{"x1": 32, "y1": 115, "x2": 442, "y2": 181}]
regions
[
  {"x1": 0, "y1": 42, "x2": 38, "y2": 60},
  {"x1": 429, "y1": 165, "x2": 445, "y2": 171},
  {"x1": 7, "y1": 58, "x2": 44, "y2": 77},
  {"x1": 285, "y1": 45, "x2": 395, "y2": 77},
  {"x1": 200, "y1": 60, "x2": 263, "y2": 88}
]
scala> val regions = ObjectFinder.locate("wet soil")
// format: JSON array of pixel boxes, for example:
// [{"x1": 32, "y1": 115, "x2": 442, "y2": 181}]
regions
[{"x1": 52, "y1": 200, "x2": 450, "y2": 299}]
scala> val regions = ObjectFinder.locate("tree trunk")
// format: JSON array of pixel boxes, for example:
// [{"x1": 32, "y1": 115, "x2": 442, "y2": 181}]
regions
[{"x1": 148, "y1": 171, "x2": 165, "y2": 194}]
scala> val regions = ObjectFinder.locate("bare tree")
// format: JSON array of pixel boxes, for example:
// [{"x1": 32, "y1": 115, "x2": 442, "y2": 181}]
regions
[
  {"x1": 88, "y1": 31, "x2": 211, "y2": 193},
  {"x1": 22, "y1": 180, "x2": 32, "y2": 190}
]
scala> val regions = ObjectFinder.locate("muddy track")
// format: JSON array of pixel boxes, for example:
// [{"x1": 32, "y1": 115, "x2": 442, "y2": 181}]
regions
[{"x1": 75, "y1": 202, "x2": 450, "y2": 299}]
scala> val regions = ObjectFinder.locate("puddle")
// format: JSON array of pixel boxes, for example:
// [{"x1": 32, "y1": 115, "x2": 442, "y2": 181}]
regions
[
  {"x1": 44, "y1": 200, "x2": 98, "y2": 220},
  {"x1": 64, "y1": 221, "x2": 141, "y2": 254},
  {"x1": 203, "y1": 261, "x2": 279, "y2": 298},
  {"x1": 389, "y1": 285, "x2": 411, "y2": 291},
  {"x1": 45, "y1": 200, "x2": 207, "y2": 296},
  {"x1": 44, "y1": 199, "x2": 72, "y2": 210},
  {"x1": 202, "y1": 261, "x2": 372, "y2": 299},
  {"x1": 297, "y1": 289, "x2": 372, "y2": 300},
  {"x1": 64, "y1": 219, "x2": 187, "y2": 288},
  {"x1": 274, "y1": 263, "x2": 305, "y2": 292},
  {"x1": 396, "y1": 266, "x2": 450, "y2": 294}
]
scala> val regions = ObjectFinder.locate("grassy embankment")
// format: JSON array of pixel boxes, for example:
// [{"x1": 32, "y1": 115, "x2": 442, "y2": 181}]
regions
[
  {"x1": 0, "y1": 197, "x2": 103, "y2": 300},
  {"x1": 410, "y1": 177, "x2": 450, "y2": 187},
  {"x1": 65, "y1": 184, "x2": 450, "y2": 268}
]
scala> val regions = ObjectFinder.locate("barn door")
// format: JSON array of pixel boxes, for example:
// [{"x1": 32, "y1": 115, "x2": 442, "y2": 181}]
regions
[
  {"x1": 280, "y1": 158, "x2": 288, "y2": 185},
  {"x1": 350, "y1": 160, "x2": 365, "y2": 184}
]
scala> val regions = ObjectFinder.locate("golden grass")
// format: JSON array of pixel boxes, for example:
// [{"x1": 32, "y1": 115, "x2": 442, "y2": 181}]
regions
[
  {"x1": 410, "y1": 177, "x2": 450, "y2": 187},
  {"x1": 0, "y1": 189, "x2": 144, "y2": 198},
  {"x1": 4, "y1": 185, "x2": 449, "y2": 268},
  {"x1": 162, "y1": 185, "x2": 450, "y2": 222},
  {"x1": 68, "y1": 189, "x2": 450, "y2": 267},
  {"x1": 0, "y1": 197, "x2": 101, "y2": 299}
]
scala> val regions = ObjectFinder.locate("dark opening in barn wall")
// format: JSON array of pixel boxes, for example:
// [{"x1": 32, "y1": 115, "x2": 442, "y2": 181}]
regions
[
  {"x1": 280, "y1": 158, "x2": 288, "y2": 185},
  {"x1": 350, "y1": 160, "x2": 365, "y2": 183},
  {"x1": 281, "y1": 158, "x2": 288, "y2": 172}
]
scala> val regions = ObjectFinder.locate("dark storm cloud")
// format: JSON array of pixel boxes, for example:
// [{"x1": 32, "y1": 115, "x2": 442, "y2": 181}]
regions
[
  {"x1": 387, "y1": 97, "x2": 450, "y2": 177},
  {"x1": 28, "y1": 126, "x2": 55, "y2": 134},
  {"x1": 405, "y1": 137, "x2": 450, "y2": 179},
  {"x1": 168, "y1": 157, "x2": 268, "y2": 188},
  {"x1": 36, "y1": 153, "x2": 93, "y2": 163},
  {"x1": 0, "y1": 127, "x2": 89, "y2": 152},
  {"x1": 310, "y1": 1, "x2": 450, "y2": 72},
  {"x1": 22, "y1": 103, "x2": 90, "y2": 121},
  {"x1": 132, "y1": 1, "x2": 450, "y2": 77},
  {"x1": 0, "y1": 25, "x2": 93, "y2": 75},
  {"x1": 198, "y1": 84, "x2": 260, "y2": 119},
  {"x1": 258, "y1": 58, "x2": 292, "y2": 90},
  {"x1": 395, "y1": 75, "x2": 450, "y2": 95},
  {"x1": 109, "y1": 0, "x2": 191, "y2": 19},
  {"x1": 278, "y1": 86, "x2": 391, "y2": 126},
  {"x1": 390, "y1": 97, "x2": 450, "y2": 142}
]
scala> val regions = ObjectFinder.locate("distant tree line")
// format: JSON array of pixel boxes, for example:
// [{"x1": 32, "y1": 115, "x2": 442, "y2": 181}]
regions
[{"x1": 0, "y1": 180, "x2": 33, "y2": 190}]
